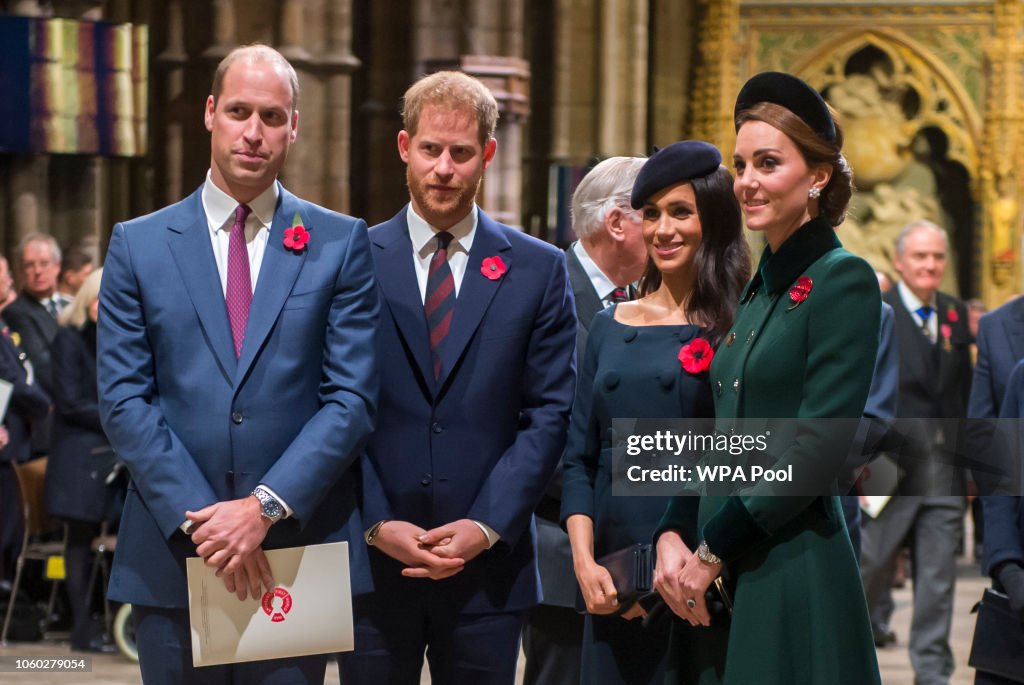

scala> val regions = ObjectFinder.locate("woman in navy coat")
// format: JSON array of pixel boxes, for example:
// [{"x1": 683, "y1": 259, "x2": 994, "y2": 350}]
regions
[
  {"x1": 44, "y1": 268, "x2": 121, "y2": 652},
  {"x1": 561, "y1": 141, "x2": 750, "y2": 684}
]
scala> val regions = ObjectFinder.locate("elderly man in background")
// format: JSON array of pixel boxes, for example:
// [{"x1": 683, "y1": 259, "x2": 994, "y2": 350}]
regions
[
  {"x1": 523, "y1": 156, "x2": 647, "y2": 685},
  {"x1": 861, "y1": 220, "x2": 973, "y2": 685}
]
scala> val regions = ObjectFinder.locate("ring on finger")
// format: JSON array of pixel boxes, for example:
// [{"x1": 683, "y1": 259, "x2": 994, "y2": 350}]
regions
[{"x1": 686, "y1": 598, "x2": 697, "y2": 609}]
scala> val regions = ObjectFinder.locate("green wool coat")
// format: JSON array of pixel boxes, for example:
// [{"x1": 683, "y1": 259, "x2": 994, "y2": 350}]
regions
[{"x1": 660, "y1": 217, "x2": 883, "y2": 685}]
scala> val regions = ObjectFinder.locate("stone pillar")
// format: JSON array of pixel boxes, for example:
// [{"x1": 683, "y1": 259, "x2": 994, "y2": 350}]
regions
[
  {"x1": 155, "y1": 0, "x2": 188, "y2": 206},
  {"x1": 981, "y1": 0, "x2": 1024, "y2": 305},
  {"x1": 203, "y1": 0, "x2": 236, "y2": 62},
  {"x1": 319, "y1": 0, "x2": 361, "y2": 212},
  {"x1": 650, "y1": 0, "x2": 696, "y2": 146},
  {"x1": 550, "y1": 0, "x2": 595, "y2": 164},
  {"x1": 689, "y1": 0, "x2": 741, "y2": 153},
  {"x1": 597, "y1": 0, "x2": 647, "y2": 156}
]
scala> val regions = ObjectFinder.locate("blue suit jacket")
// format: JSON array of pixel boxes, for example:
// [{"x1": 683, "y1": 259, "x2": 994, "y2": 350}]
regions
[
  {"x1": 981, "y1": 359, "x2": 1024, "y2": 577},
  {"x1": 970, "y1": 296, "x2": 1024, "y2": 420},
  {"x1": 968, "y1": 296, "x2": 1024, "y2": 494},
  {"x1": 358, "y1": 206, "x2": 576, "y2": 614},
  {"x1": 98, "y1": 183, "x2": 379, "y2": 608}
]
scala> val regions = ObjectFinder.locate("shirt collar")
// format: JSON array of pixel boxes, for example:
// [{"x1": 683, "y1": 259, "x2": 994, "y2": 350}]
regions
[
  {"x1": 743, "y1": 216, "x2": 840, "y2": 300},
  {"x1": 406, "y1": 203, "x2": 477, "y2": 256},
  {"x1": 572, "y1": 241, "x2": 618, "y2": 299},
  {"x1": 201, "y1": 170, "x2": 280, "y2": 232},
  {"x1": 897, "y1": 280, "x2": 936, "y2": 313}
]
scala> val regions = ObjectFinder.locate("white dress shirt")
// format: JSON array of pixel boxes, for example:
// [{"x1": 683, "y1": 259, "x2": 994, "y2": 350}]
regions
[
  {"x1": 572, "y1": 241, "x2": 626, "y2": 307},
  {"x1": 406, "y1": 203, "x2": 477, "y2": 302},
  {"x1": 897, "y1": 280, "x2": 938, "y2": 342},
  {"x1": 201, "y1": 171, "x2": 277, "y2": 296}
]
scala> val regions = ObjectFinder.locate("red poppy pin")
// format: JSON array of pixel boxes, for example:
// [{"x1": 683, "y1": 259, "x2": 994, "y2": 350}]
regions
[
  {"x1": 283, "y1": 211, "x2": 309, "y2": 253},
  {"x1": 481, "y1": 256, "x2": 507, "y2": 280},
  {"x1": 946, "y1": 306, "x2": 959, "y2": 323},
  {"x1": 679, "y1": 338, "x2": 714, "y2": 374},
  {"x1": 788, "y1": 275, "x2": 813, "y2": 310}
]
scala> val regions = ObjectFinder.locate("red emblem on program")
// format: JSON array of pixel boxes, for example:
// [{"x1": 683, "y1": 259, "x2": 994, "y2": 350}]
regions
[{"x1": 261, "y1": 587, "x2": 293, "y2": 623}]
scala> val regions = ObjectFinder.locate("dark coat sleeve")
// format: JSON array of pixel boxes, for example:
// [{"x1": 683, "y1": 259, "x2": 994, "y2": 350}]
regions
[{"x1": 50, "y1": 327, "x2": 103, "y2": 432}]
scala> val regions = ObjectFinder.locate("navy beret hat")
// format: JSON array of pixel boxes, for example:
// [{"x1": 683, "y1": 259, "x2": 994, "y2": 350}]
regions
[
  {"x1": 734, "y1": 71, "x2": 836, "y2": 144},
  {"x1": 629, "y1": 140, "x2": 722, "y2": 209}
]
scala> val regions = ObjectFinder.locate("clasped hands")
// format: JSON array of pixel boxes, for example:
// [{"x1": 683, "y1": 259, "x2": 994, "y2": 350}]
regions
[
  {"x1": 574, "y1": 560, "x2": 646, "y2": 621},
  {"x1": 653, "y1": 530, "x2": 720, "y2": 628},
  {"x1": 371, "y1": 518, "x2": 489, "y2": 580},
  {"x1": 186, "y1": 496, "x2": 274, "y2": 601}
]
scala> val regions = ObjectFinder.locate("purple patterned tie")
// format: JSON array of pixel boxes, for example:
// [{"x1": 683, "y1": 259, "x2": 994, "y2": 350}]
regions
[
  {"x1": 424, "y1": 231, "x2": 456, "y2": 379},
  {"x1": 226, "y1": 204, "x2": 253, "y2": 357}
]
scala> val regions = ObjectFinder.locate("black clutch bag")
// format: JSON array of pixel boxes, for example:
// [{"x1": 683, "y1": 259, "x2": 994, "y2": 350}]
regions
[
  {"x1": 968, "y1": 588, "x2": 1024, "y2": 683},
  {"x1": 576, "y1": 543, "x2": 654, "y2": 614},
  {"x1": 575, "y1": 543, "x2": 734, "y2": 621}
]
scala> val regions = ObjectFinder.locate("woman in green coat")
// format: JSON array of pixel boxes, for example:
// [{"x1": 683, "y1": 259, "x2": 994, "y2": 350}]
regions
[{"x1": 653, "y1": 72, "x2": 883, "y2": 684}]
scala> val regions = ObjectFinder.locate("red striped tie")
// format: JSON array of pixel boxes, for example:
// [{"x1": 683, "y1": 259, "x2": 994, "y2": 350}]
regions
[
  {"x1": 425, "y1": 231, "x2": 455, "y2": 379},
  {"x1": 226, "y1": 204, "x2": 253, "y2": 357}
]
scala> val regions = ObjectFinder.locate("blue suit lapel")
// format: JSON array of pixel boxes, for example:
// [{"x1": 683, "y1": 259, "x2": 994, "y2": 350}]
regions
[
  {"x1": 371, "y1": 211, "x2": 435, "y2": 389},
  {"x1": 166, "y1": 189, "x2": 236, "y2": 382},
  {"x1": 437, "y1": 211, "x2": 511, "y2": 388},
  {"x1": 235, "y1": 185, "x2": 307, "y2": 387},
  {"x1": 1004, "y1": 299, "x2": 1024, "y2": 362}
]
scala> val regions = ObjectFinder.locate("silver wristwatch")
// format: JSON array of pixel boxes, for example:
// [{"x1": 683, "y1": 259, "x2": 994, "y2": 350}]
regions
[
  {"x1": 252, "y1": 486, "x2": 284, "y2": 524},
  {"x1": 696, "y1": 540, "x2": 722, "y2": 566}
]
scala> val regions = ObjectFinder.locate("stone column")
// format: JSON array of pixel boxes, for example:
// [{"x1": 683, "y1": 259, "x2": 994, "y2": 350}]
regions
[
  {"x1": 689, "y1": 0, "x2": 741, "y2": 153},
  {"x1": 981, "y1": 0, "x2": 1024, "y2": 305},
  {"x1": 155, "y1": 0, "x2": 188, "y2": 206},
  {"x1": 319, "y1": 0, "x2": 361, "y2": 212},
  {"x1": 596, "y1": 0, "x2": 647, "y2": 156}
]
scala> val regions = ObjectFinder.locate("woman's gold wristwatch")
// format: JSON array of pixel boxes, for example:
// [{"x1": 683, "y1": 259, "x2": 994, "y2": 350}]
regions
[{"x1": 696, "y1": 540, "x2": 722, "y2": 566}]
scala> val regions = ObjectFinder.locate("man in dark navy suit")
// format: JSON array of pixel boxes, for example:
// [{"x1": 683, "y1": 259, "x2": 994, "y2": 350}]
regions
[
  {"x1": 522, "y1": 155, "x2": 646, "y2": 685},
  {"x1": 341, "y1": 71, "x2": 576, "y2": 685},
  {"x1": 977, "y1": 359, "x2": 1024, "y2": 685}
]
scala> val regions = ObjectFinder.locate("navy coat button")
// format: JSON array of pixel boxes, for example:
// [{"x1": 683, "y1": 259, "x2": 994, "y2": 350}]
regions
[
  {"x1": 420, "y1": 476, "x2": 432, "y2": 486},
  {"x1": 603, "y1": 372, "x2": 621, "y2": 390},
  {"x1": 432, "y1": 422, "x2": 443, "y2": 434},
  {"x1": 623, "y1": 329, "x2": 638, "y2": 342},
  {"x1": 231, "y1": 411, "x2": 243, "y2": 424}
]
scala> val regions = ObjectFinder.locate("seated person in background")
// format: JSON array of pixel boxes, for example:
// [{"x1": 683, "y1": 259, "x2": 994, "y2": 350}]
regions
[{"x1": 44, "y1": 268, "x2": 121, "y2": 653}]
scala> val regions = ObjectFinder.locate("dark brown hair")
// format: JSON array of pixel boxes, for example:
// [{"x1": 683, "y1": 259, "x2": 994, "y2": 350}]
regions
[
  {"x1": 736, "y1": 102, "x2": 852, "y2": 226},
  {"x1": 637, "y1": 166, "x2": 751, "y2": 345}
]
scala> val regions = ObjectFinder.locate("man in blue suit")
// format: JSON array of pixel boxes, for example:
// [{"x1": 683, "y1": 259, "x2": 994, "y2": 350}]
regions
[
  {"x1": 339, "y1": 71, "x2": 576, "y2": 684},
  {"x1": 976, "y1": 360, "x2": 1024, "y2": 685},
  {"x1": 98, "y1": 45, "x2": 378, "y2": 684}
]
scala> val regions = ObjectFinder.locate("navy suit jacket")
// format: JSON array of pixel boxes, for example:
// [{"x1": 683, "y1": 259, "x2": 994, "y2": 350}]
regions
[
  {"x1": 967, "y1": 296, "x2": 1024, "y2": 493},
  {"x1": 359, "y1": 206, "x2": 576, "y2": 614},
  {"x1": 981, "y1": 359, "x2": 1024, "y2": 576},
  {"x1": 970, "y1": 296, "x2": 1024, "y2": 420},
  {"x1": 98, "y1": 183, "x2": 379, "y2": 608}
]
